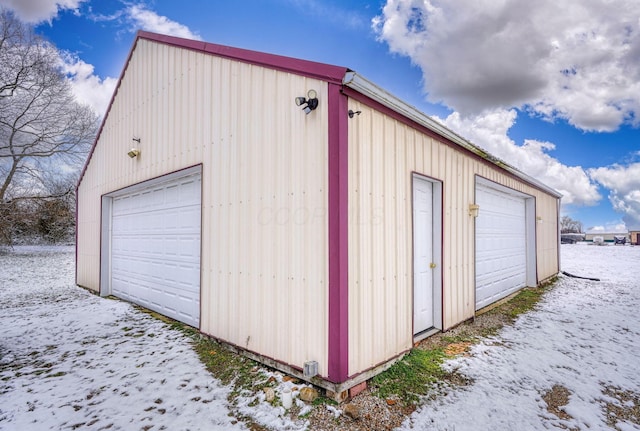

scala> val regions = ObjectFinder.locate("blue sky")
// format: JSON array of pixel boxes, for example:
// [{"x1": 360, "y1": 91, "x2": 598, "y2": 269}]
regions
[{"x1": 2, "y1": 0, "x2": 639, "y2": 232}]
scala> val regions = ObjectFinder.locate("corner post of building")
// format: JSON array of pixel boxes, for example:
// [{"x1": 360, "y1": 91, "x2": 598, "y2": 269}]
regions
[{"x1": 327, "y1": 83, "x2": 349, "y2": 384}]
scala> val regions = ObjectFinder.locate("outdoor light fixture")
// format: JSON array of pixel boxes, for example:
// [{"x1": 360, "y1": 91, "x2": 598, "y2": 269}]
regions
[
  {"x1": 469, "y1": 204, "x2": 480, "y2": 217},
  {"x1": 348, "y1": 109, "x2": 362, "y2": 118},
  {"x1": 128, "y1": 137, "x2": 141, "y2": 158},
  {"x1": 295, "y1": 89, "x2": 319, "y2": 114}
]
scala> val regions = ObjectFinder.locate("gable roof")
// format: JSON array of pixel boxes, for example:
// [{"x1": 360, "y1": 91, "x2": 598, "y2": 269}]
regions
[{"x1": 78, "y1": 31, "x2": 561, "y2": 199}]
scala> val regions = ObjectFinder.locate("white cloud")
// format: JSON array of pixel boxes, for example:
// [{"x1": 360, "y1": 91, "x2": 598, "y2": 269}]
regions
[
  {"x1": 586, "y1": 222, "x2": 627, "y2": 234},
  {"x1": 588, "y1": 163, "x2": 640, "y2": 229},
  {"x1": 60, "y1": 53, "x2": 117, "y2": 117},
  {"x1": 56, "y1": 3, "x2": 201, "y2": 116},
  {"x1": 0, "y1": 0, "x2": 86, "y2": 23},
  {"x1": 125, "y1": 4, "x2": 201, "y2": 40},
  {"x1": 434, "y1": 109, "x2": 601, "y2": 206},
  {"x1": 87, "y1": 3, "x2": 202, "y2": 41},
  {"x1": 373, "y1": 0, "x2": 640, "y2": 132}
]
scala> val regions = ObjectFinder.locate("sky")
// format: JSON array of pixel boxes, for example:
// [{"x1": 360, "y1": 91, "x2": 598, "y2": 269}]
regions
[{"x1": 1, "y1": 0, "x2": 639, "y2": 232}]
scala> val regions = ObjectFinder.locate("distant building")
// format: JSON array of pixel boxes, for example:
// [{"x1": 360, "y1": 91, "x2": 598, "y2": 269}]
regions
[{"x1": 585, "y1": 231, "x2": 629, "y2": 243}]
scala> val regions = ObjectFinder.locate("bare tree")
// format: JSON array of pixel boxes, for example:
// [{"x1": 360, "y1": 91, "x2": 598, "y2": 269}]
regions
[
  {"x1": 561, "y1": 215, "x2": 583, "y2": 234},
  {"x1": 0, "y1": 9, "x2": 31, "y2": 99},
  {"x1": 0, "y1": 9, "x2": 98, "y2": 203}
]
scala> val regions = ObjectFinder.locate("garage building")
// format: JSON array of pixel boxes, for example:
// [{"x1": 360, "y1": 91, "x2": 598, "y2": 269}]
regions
[{"x1": 76, "y1": 31, "x2": 561, "y2": 396}]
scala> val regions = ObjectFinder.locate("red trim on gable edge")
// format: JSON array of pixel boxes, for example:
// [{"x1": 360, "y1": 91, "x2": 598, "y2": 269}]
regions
[
  {"x1": 327, "y1": 83, "x2": 349, "y2": 383},
  {"x1": 138, "y1": 31, "x2": 349, "y2": 84}
]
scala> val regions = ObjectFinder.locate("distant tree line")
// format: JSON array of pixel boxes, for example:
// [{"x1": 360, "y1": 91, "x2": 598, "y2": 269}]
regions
[
  {"x1": 560, "y1": 215, "x2": 583, "y2": 234},
  {"x1": 0, "y1": 175, "x2": 77, "y2": 245},
  {"x1": 0, "y1": 10, "x2": 98, "y2": 245}
]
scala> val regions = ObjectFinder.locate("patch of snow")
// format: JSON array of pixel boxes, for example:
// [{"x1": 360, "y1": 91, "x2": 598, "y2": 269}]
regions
[
  {"x1": 326, "y1": 405, "x2": 342, "y2": 418},
  {"x1": 233, "y1": 369, "x2": 311, "y2": 430},
  {"x1": 297, "y1": 402, "x2": 312, "y2": 417},
  {"x1": 619, "y1": 421, "x2": 640, "y2": 431}
]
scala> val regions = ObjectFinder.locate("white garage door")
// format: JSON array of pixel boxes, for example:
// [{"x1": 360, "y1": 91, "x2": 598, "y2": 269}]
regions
[
  {"x1": 475, "y1": 182, "x2": 527, "y2": 310},
  {"x1": 110, "y1": 171, "x2": 201, "y2": 327}
]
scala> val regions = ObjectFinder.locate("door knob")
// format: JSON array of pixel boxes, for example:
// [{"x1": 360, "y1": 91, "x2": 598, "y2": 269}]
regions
[{"x1": 430, "y1": 262, "x2": 436, "y2": 269}]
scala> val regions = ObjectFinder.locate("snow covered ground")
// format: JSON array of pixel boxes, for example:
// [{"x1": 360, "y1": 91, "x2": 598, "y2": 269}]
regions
[
  {"x1": 0, "y1": 246, "x2": 304, "y2": 431},
  {"x1": 401, "y1": 243, "x2": 640, "y2": 431},
  {"x1": 1, "y1": 243, "x2": 639, "y2": 430}
]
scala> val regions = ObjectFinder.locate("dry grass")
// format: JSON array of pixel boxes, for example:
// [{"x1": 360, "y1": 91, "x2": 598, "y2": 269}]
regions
[{"x1": 541, "y1": 384, "x2": 573, "y2": 421}]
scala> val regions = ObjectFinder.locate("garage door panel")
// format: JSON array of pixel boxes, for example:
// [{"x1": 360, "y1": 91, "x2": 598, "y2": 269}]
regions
[
  {"x1": 113, "y1": 244, "x2": 199, "y2": 268},
  {"x1": 475, "y1": 183, "x2": 528, "y2": 310},
  {"x1": 110, "y1": 172, "x2": 201, "y2": 327},
  {"x1": 178, "y1": 235, "x2": 201, "y2": 259}
]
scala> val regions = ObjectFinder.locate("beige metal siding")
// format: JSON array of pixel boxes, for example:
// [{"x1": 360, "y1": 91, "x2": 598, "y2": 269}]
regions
[
  {"x1": 77, "y1": 39, "x2": 329, "y2": 376},
  {"x1": 347, "y1": 101, "x2": 559, "y2": 375},
  {"x1": 348, "y1": 108, "x2": 414, "y2": 375}
]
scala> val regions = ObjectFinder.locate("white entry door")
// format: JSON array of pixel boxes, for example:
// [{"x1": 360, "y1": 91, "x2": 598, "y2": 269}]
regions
[
  {"x1": 109, "y1": 171, "x2": 202, "y2": 327},
  {"x1": 413, "y1": 176, "x2": 435, "y2": 334}
]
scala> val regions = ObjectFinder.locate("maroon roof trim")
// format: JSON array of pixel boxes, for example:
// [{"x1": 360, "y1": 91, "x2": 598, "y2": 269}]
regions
[{"x1": 138, "y1": 31, "x2": 349, "y2": 83}]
